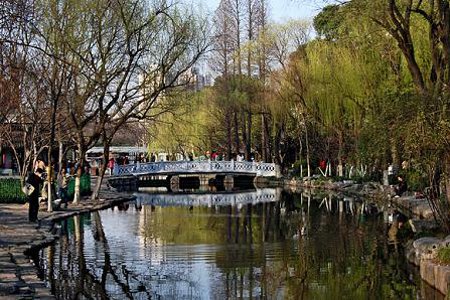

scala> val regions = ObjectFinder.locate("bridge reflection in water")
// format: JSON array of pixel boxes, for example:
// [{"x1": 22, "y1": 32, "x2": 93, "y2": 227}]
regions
[{"x1": 134, "y1": 188, "x2": 281, "y2": 207}]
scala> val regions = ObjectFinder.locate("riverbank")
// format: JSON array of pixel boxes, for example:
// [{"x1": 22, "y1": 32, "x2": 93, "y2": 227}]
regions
[
  {"x1": 0, "y1": 188, "x2": 135, "y2": 299},
  {"x1": 284, "y1": 177, "x2": 435, "y2": 222}
]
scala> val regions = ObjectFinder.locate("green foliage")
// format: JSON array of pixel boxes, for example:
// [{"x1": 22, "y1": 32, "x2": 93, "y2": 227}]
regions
[
  {"x1": 313, "y1": 5, "x2": 343, "y2": 41},
  {"x1": 437, "y1": 247, "x2": 450, "y2": 264},
  {"x1": 291, "y1": 159, "x2": 306, "y2": 177},
  {"x1": 149, "y1": 89, "x2": 215, "y2": 155},
  {"x1": 0, "y1": 178, "x2": 27, "y2": 203},
  {"x1": 405, "y1": 168, "x2": 427, "y2": 192},
  {"x1": 67, "y1": 174, "x2": 91, "y2": 200}
]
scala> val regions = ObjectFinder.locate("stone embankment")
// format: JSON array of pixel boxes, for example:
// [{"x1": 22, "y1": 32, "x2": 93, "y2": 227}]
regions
[
  {"x1": 0, "y1": 188, "x2": 134, "y2": 299},
  {"x1": 408, "y1": 237, "x2": 450, "y2": 295}
]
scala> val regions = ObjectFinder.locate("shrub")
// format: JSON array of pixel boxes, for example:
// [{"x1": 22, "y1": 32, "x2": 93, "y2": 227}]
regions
[
  {"x1": 291, "y1": 160, "x2": 305, "y2": 177},
  {"x1": 405, "y1": 169, "x2": 427, "y2": 192},
  {"x1": 67, "y1": 174, "x2": 92, "y2": 199},
  {"x1": 0, "y1": 178, "x2": 27, "y2": 203}
]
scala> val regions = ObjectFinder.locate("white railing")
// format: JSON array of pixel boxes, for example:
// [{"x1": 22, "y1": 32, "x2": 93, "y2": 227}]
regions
[
  {"x1": 134, "y1": 188, "x2": 281, "y2": 207},
  {"x1": 116, "y1": 160, "x2": 280, "y2": 177}
]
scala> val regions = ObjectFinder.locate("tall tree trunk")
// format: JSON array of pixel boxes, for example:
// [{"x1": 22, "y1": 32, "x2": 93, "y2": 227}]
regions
[
  {"x1": 304, "y1": 122, "x2": 311, "y2": 178},
  {"x1": 337, "y1": 131, "x2": 344, "y2": 177},
  {"x1": 445, "y1": 153, "x2": 450, "y2": 207},
  {"x1": 241, "y1": 111, "x2": 248, "y2": 159},
  {"x1": 442, "y1": 2, "x2": 450, "y2": 84},
  {"x1": 274, "y1": 122, "x2": 285, "y2": 167},
  {"x1": 226, "y1": 112, "x2": 232, "y2": 160},
  {"x1": 73, "y1": 143, "x2": 86, "y2": 205},
  {"x1": 47, "y1": 96, "x2": 58, "y2": 212},
  {"x1": 247, "y1": 0, "x2": 254, "y2": 77},
  {"x1": 234, "y1": 111, "x2": 240, "y2": 155},
  {"x1": 301, "y1": 113, "x2": 311, "y2": 178},
  {"x1": 234, "y1": 0, "x2": 242, "y2": 76},
  {"x1": 390, "y1": 136, "x2": 399, "y2": 169},
  {"x1": 261, "y1": 113, "x2": 266, "y2": 161},
  {"x1": 263, "y1": 113, "x2": 272, "y2": 162},
  {"x1": 247, "y1": 110, "x2": 252, "y2": 160},
  {"x1": 298, "y1": 135, "x2": 303, "y2": 177},
  {"x1": 91, "y1": 139, "x2": 110, "y2": 201},
  {"x1": 58, "y1": 140, "x2": 63, "y2": 173},
  {"x1": 382, "y1": 0, "x2": 427, "y2": 94},
  {"x1": 47, "y1": 149, "x2": 53, "y2": 212}
]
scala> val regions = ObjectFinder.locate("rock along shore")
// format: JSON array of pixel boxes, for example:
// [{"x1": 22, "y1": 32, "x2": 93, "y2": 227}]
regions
[{"x1": 0, "y1": 187, "x2": 135, "y2": 299}]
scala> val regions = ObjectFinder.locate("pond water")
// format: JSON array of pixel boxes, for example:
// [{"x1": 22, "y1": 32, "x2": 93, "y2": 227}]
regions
[{"x1": 32, "y1": 188, "x2": 443, "y2": 299}]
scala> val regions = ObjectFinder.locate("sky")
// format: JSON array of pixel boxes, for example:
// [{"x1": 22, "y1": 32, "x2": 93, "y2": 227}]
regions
[{"x1": 196, "y1": 0, "x2": 329, "y2": 22}]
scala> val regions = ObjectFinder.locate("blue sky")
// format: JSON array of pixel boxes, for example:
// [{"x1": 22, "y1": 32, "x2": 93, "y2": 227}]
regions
[{"x1": 195, "y1": 0, "x2": 328, "y2": 22}]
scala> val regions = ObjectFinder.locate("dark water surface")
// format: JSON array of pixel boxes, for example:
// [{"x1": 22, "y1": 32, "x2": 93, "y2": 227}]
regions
[{"x1": 33, "y1": 189, "x2": 443, "y2": 299}]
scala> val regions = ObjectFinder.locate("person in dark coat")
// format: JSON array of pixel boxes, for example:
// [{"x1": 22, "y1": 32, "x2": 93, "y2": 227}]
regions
[
  {"x1": 27, "y1": 168, "x2": 44, "y2": 222},
  {"x1": 394, "y1": 175, "x2": 407, "y2": 197}
]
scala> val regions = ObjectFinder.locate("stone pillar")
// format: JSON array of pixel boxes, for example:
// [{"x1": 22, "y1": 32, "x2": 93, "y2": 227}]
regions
[
  {"x1": 199, "y1": 175, "x2": 209, "y2": 186},
  {"x1": 170, "y1": 175, "x2": 180, "y2": 192},
  {"x1": 224, "y1": 175, "x2": 234, "y2": 191}
]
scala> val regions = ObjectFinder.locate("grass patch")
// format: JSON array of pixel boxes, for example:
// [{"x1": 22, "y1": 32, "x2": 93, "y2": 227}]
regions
[
  {"x1": 0, "y1": 177, "x2": 26, "y2": 203},
  {"x1": 437, "y1": 247, "x2": 450, "y2": 264}
]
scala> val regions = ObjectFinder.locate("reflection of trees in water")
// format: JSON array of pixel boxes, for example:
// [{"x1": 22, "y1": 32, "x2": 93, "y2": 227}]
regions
[
  {"x1": 280, "y1": 192, "x2": 419, "y2": 299},
  {"x1": 32, "y1": 191, "x2": 428, "y2": 299},
  {"x1": 36, "y1": 213, "x2": 154, "y2": 299},
  {"x1": 214, "y1": 191, "x2": 421, "y2": 299}
]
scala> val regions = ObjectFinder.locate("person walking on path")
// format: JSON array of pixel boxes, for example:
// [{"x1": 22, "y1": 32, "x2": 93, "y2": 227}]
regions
[
  {"x1": 57, "y1": 168, "x2": 70, "y2": 208},
  {"x1": 26, "y1": 168, "x2": 44, "y2": 222}
]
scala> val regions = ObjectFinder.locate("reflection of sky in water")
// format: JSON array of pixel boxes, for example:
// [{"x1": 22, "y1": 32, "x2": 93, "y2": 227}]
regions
[
  {"x1": 34, "y1": 190, "x2": 444, "y2": 299},
  {"x1": 98, "y1": 205, "x2": 293, "y2": 298},
  {"x1": 83, "y1": 206, "x2": 267, "y2": 299}
]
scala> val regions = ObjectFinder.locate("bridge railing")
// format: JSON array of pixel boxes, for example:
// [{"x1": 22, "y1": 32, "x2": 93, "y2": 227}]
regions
[{"x1": 116, "y1": 160, "x2": 280, "y2": 177}]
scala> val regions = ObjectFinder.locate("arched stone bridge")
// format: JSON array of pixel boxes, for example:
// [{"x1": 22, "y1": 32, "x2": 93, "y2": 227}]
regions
[{"x1": 116, "y1": 160, "x2": 281, "y2": 178}]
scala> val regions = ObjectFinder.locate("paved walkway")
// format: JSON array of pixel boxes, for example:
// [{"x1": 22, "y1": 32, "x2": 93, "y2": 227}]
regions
[{"x1": 0, "y1": 191, "x2": 134, "y2": 299}]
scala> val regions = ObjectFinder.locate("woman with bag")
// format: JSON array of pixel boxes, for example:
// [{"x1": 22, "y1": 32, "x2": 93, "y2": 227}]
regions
[{"x1": 26, "y1": 168, "x2": 44, "y2": 222}]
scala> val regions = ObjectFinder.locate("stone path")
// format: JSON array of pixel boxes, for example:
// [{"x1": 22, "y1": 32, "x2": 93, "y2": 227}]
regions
[{"x1": 0, "y1": 192, "x2": 134, "y2": 299}]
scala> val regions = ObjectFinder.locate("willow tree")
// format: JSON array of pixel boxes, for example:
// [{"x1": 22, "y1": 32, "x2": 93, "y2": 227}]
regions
[
  {"x1": 264, "y1": 20, "x2": 311, "y2": 171},
  {"x1": 336, "y1": 0, "x2": 450, "y2": 199},
  {"x1": 287, "y1": 41, "x2": 366, "y2": 176},
  {"x1": 148, "y1": 89, "x2": 213, "y2": 158}
]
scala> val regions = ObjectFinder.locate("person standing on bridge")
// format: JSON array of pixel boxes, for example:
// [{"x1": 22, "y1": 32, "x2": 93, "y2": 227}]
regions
[
  {"x1": 113, "y1": 158, "x2": 119, "y2": 175},
  {"x1": 108, "y1": 157, "x2": 115, "y2": 175}
]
